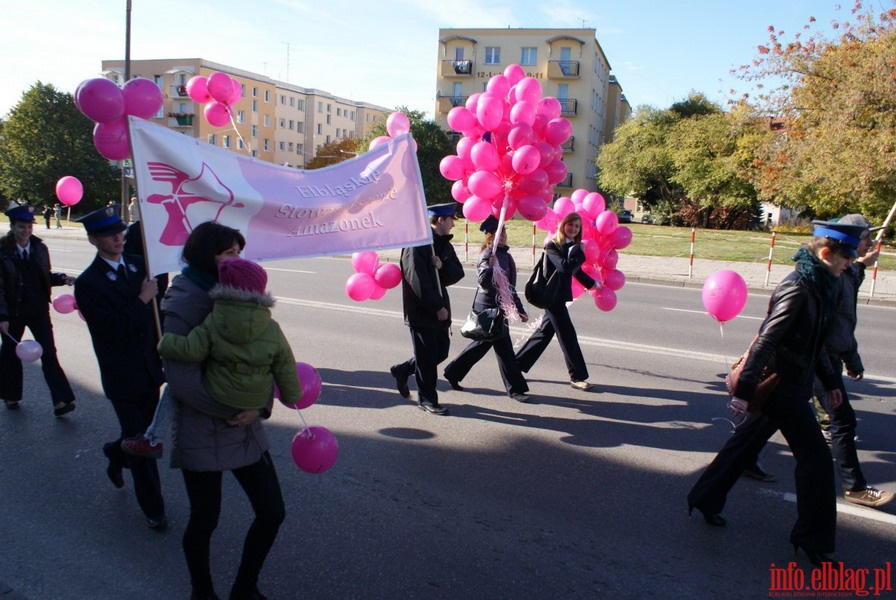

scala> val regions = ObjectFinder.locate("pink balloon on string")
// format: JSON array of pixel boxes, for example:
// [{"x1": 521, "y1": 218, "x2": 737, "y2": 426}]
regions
[
  {"x1": 345, "y1": 273, "x2": 376, "y2": 301},
  {"x1": 447, "y1": 106, "x2": 477, "y2": 132},
  {"x1": 374, "y1": 263, "x2": 402, "y2": 289},
  {"x1": 290, "y1": 362, "x2": 322, "y2": 409},
  {"x1": 593, "y1": 288, "x2": 618, "y2": 312},
  {"x1": 229, "y1": 78, "x2": 243, "y2": 104},
  {"x1": 386, "y1": 112, "x2": 411, "y2": 137},
  {"x1": 186, "y1": 76, "x2": 212, "y2": 103},
  {"x1": 702, "y1": 270, "x2": 748, "y2": 323},
  {"x1": 93, "y1": 118, "x2": 131, "y2": 160},
  {"x1": 77, "y1": 78, "x2": 125, "y2": 124},
  {"x1": 291, "y1": 426, "x2": 338, "y2": 474},
  {"x1": 204, "y1": 102, "x2": 231, "y2": 127},
  {"x1": 122, "y1": 77, "x2": 163, "y2": 119},
  {"x1": 369, "y1": 135, "x2": 391, "y2": 150},
  {"x1": 368, "y1": 284, "x2": 387, "y2": 300},
  {"x1": 16, "y1": 340, "x2": 43, "y2": 362},
  {"x1": 351, "y1": 251, "x2": 379, "y2": 275},
  {"x1": 52, "y1": 294, "x2": 77, "y2": 314},
  {"x1": 206, "y1": 72, "x2": 234, "y2": 104},
  {"x1": 55, "y1": 176, "x2": 83, "y2": 206}
]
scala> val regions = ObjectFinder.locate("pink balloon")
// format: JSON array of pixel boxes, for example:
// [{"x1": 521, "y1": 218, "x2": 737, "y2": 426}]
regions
[
  {"x1": 290, "y1": 362, "x2": 322, "y2": 409},
  {"x1": 511, "y1": 145, "x2": 541, "y2": 175},
  {"x1": 368, "y1": 284, "x2": 387, "y2": 300},
  {"x1": 518, "y1": 168, "x2": 549, "y2": 194},
  {"x1": 229, "y1": 78, "x2": 243, "y2": 104},
  {"x1": 602, "y1": 269, "x2": 626, "y2": 291},
  {"x1": 593, "y1": 288, "x2": 618, "y2": 312},
  {"x1": 374, "y1": 263, "x2": 402, "y2": 289},
  {"x1": 291, "y1": 426, "x2": 338, "y2": 474},
  {"x1": 544, "y1": 160, "x2": 568, "y2": 185},
  {"x1": 368, "y1": 135, "x2": 391, "y2": 150},
  {"x1": 486, "y1": 74, "x2": 511, "y2": 98},
  {"x1": 580, "y1": 238, "x2": 600, "y2": 263},
  {"x1": 439, "y1": 155, "x2": 466, "y2": 181},
  {"x1": 15, "y1": 340, "x2": 43, "y2": 362},
  {"x1": 702, "y1": 270, "x2": 748, "y2": 323},
  {"x1": 204, "y1": 101, "x2": 231, "y2": 127},
  {"x1": 351, "y1": 251, "x2": 379, "y2": 275},
  {"x1": 503, "y1": 64, "x2": 526, "y2": 85},
  {"x1": 462, "y1": 195, "x2": 493, "y2": 221},
  {"x1": 345, "y1": 272, "x2": 376, "y2": 301},
  {"x1": 447, "y1": 106, "x2": 476, "y2": 132},
  {"x1": 55, "y1": 176, "x2": 83, "y2": 205},
  {"x1": 467, "y1": 171, "x2": 503, "y2": 200},
  {"x1": 611, "y1": 226, "x2": 633, "y2": 249},
  {"x1": 92, "y1": 118, "x2": 131, "y2": 160},
  {"x1": 534, "y1": 141, "x2": 556, "y2": 167},
  {"x1": 595, "y1": 211, "x2": 619, "y2": 235},
  {"x1": 507, "y1": 123, "x2": 535, "y2": 150},
  {"x1": 535, "y1": 210, "x2": 559, "y2": 232},
  {"x1": 386, "y1": 112, "x2": 411, "y2": 137},
  {"x1": 451, "y1": 180, "x2": 472, "y2": 203},
  {"x1": 122, "y1": 77, "x2": 163, "y2": 119},
  {"x1": 465, "y1": 92, "x2": 482, "y2": 113},
  {"x1": 537, "y1": 97, "x2": 562, "y2": 120},
  {"x1": 553, "y1": 196, "x2": 575, "y2": 218},
  {"x1": 603, "y1": 248, "x2": 619, "y2": 270},
  {"x1": 206, "y1": 72, "x2": 233, "y2": 104},
  {"x1": 77, "y1": 78, "x2": 124, "y2": 124},
  {"x1": 517, "y1": 195, "x2": 548, "y2": 222},
  {"x1": 515, "y1": 77, "x2": 543, "y2": 104},
  {"x1": 186, "y1": 76, "x2": 211, "y2": 103},
  {"x1": 52, "y1": 294, "x2": 77, "y2": 314},
  {"x1": 583, "y1": 193, "x2": 606, "y2": 217},
  {"x1": 544, "y1": 118, "x2": 573, "y2": 145},
  {"x1": 509, "y1": 100, "x2": 536, "y2": 126},
  {"x1": 470, "y1": 141, "x2": 500, "y2": 172},
  {"x1": 476, "y1": 94, "x2": 504, "y2": 131}
]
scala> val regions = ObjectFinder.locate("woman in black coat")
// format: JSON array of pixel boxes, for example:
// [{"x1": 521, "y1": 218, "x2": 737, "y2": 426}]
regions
[
  {"x1": 515, "y1": 212, "x2": 596, "y2": 390},
  {"x1": 444, "y1": 215, "x2": 530, "y2": 402}
]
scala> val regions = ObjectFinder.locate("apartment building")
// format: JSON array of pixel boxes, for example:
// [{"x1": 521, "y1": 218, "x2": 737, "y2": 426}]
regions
[
  {"x1": 434, "y1": 29, "x2": 631, "y2": 194},
  {"x1": 100, "y1": 58, "x2": 391, "y2": 169}
]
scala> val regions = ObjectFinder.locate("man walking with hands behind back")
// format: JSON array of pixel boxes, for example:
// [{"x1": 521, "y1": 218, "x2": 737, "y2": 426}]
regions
[
  {"x1": 390, "y1": 203, "x2": 465, "y2": 415},
  {"x1": 74, "y1": 204, "x2": 167, "y2": 530}
]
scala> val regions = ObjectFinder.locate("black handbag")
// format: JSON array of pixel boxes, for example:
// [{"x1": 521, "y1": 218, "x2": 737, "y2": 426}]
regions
[
  {"x1": 460, "y1": 307, "x2": 503, "y2": 341},
  {"x1": 525, "y1": 252, "x2": 560, "y2": 309}
]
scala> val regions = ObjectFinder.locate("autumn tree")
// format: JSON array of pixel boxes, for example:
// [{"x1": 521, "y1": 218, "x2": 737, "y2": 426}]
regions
[
  {"x1": 0, "y1": 82, "x2": 119, "y2": 211},
  {"x1": 304, "y1": 136, "x2": 363, "y2": 170}
]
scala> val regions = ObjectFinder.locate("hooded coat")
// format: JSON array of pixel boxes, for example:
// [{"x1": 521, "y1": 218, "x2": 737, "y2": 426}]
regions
[{"x1": 158, "y1": 283, "x2": 300, "y2": 411}]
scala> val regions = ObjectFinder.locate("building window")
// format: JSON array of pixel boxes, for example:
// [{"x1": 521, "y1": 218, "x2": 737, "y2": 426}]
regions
[
  {"x1": 318, "y1": 101, "x2": 323, "y2": 112},
  {"x1": 208, "y1": 134, "x2": 217, "y2": 145},
  {"x1": 252, "y1": 99, "x2": 258, "y2": 112},
  {"x1": 251, "y1": 87, "x2": 258, "y2": 97},
  {"x1": 280, "y1": 95, "x2": 286, "y2": 104},
  {"x1": 317, "y1": 123, "x2": 322, "y2": 134},
  {"x1": 350, "y1": 110, "x2": 355, "y2": 120},
  {"x1": 297, "y1": 143, "x2": 304, "y2": 155},
  {"x1": 279, "y1": 118, "x2": 286, "y2": 128},
  {"x1": 237, "y1": 110, "x2": 245, "y2": 123},
  {"x1": 237, "y1": 138, "x2": 245, "y2": 150},
  {"x1": 289, "y1": 120, "x2": 294, "y2": 130},
  {"x1": 326, "y1": 135, "x2": 331, "y2": 144},
  {"x1": 484, "y1": 47, "x2": 500, "y2": 65},
  {"x1": 454, "y1": 47, "x2": 464, "y2": 60},
  {"x1": 326, "y1": 114, "x2": 331, "y2": 125},
  {"x1": 520, "y1": 47, "x2": 537, "y2": 65},
  {"x1": 223, "y1": 135, "x2": 231, "y2": 149},
  {"x1": 251, "y1": 125, "x2": 257, "y2": 138},
  {"x1": 279, "y1": 141, "x2": 285, "y2": 150},
  {"x1": 290, "y1": 97, "x2": 295, "y2": 107},
  {"x1": 264, "y1": 90, "x2": 270, "y2": 102},
  {"x1": 337, "y1": 108, "x2": 342, "y2": 117},
  {"x1": 297, "y1": 99, "x2": 305, "y2": 111},
  {"x1": 327, "y1": 104, "x2": 331, "y2": 113},
  {"x1": 288, "y1": 142, "x2": 293, "y2": 151},
  {"x1": 263, "y1": 139, "x2": 270, "y2": 151},
  {"x1": 297, "y1": 121, "x2": 304, "y2": 133},
  {"x1": 264, "y1": 115, "x2": 270, "y2": 127}
]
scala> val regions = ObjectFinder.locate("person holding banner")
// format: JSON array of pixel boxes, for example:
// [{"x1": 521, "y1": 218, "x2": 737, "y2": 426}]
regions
[
  {"x1": 443, "y1": 215, "x2": 530, "y2": 402},
  {"x1": 390, "y1": 203, "x2": 465, "y2": 415},
  {"x1": 161, "y1": 221, "x2": 284, "y2": 600}
]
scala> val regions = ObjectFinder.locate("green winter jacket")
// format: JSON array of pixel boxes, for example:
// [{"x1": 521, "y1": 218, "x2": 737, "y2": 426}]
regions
[{"x1": 158, "y1": 283, "x2": 301, "y2": 410}]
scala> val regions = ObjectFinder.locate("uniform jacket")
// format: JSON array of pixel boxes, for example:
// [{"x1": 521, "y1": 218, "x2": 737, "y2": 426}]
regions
[
  {"x1": 158, "y1": 283, "x2": 300, "y2": 411},
  {"x1": 400, "y1": 230, "x2": 465, "y2": 328},
  {"x1": 74, "y1": 253, "x2": 165, "y2": 399},
  {"x1": 544, "y1": 240, "x2": 596, "y2": 303},
  {"x1": 161, "y1": 272, "x2": 273, "y2": 472},
  {"x1": 734, "y1": 252, "x2": 839, "y2": 403},
  {"x1": 0, "y1": 233, "x2": 68, "y2": 321},
  {"x1": 824, "y1": 263, "x2": 865, "y2": 373}
]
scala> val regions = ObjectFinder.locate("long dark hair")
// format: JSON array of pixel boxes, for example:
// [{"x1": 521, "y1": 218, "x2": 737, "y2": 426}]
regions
[{"x1": 181, "y1": 222, "x2": 246, "y2": 276}]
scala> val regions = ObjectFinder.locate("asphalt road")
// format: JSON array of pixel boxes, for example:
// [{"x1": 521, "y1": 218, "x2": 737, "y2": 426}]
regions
[{"x1": 1, "y1": 237, "x2": 894, "y2": 599}]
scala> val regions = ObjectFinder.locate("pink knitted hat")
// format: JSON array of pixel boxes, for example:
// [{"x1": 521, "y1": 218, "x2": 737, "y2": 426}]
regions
[{"x1": 218, "y1": 258, "x2": 267, "y2": 294}]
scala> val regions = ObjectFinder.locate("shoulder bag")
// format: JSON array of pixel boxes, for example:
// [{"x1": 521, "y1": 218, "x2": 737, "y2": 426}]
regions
[
  {"x1": 725, "y1": 336, "x2": 780, "y2": 412},
  {"x1": 460, "y1": 290, "x2": 504, "y2": 342},
  {"x1": 525, "y1": 251, "x2": 561, "y2": 309}
]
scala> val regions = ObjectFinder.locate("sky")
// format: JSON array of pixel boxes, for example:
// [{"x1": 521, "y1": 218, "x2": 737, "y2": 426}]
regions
[{"x1": 0, "y1": 0, "x2": 875, "y2": 120}]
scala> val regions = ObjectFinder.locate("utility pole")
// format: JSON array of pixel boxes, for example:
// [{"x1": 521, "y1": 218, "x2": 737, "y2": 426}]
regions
[{"x1": 121, "y1": 0, "x2": 133, "y2": 212}]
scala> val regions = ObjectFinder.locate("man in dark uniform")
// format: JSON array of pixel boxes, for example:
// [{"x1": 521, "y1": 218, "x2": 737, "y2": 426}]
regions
[
  {"x1": 0, "y1": 204, "x2": 77, "y2": 415},
  {"x1": 390, "y1": 203, "x2": 465, "y2": 415},
  {"x1": 74, "y1": 204, "x2": 167, "y2": 530}
]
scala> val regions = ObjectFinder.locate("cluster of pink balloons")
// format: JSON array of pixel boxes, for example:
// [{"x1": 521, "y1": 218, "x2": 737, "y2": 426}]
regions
[
  {"x1": 272, "y1": 362, "x2": 338, "y2": 474},
  {"x1": 75, "y1": 77, "x2": 164, "y2": 160},
  {"x1": 439, "y1": 64, "x2": 573, "y2": 223},
  {"x1": 543, "y1": 189, "x2": 632, "y2": 312},
  {"x1": 185, "y1": 72, "x2": 242, "y2": 128},
  {"x1": 345, "y1": 252, "x2": 402, "y2": 302},
  {"x1": 702, "y1": 270, "x2": 748, "y2": 323},
  {"x1": 55, "y1": 176, "x2": 83, "y2": 207}
]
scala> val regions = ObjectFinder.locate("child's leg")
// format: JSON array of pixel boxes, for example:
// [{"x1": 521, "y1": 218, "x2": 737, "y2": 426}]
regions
[{"x1": 144, "y1": 386, "x2": 175, "y2": 445}]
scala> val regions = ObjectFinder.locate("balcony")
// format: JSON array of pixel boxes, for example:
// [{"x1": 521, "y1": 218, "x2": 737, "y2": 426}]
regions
[
  {"x1": 172, "y1": 84, "x2": 189, "y2": 98},
  {"x1": 560, "y1": 136, "x2": 575, "y2": 153},
  {"x1": 168, "y1": 112, "x2": 194, "y2": 127},
  {"x1": 437, "y1": 95, "x2": 469, "y2": 113},
  {"x1": 440, "y1": 59, "x2": 474, "y2": 78},
  {"x1": 548, "y1": 60, "x2": 580, "y2": 79},
  {"x1": 559, "y1": 99, "x2": 578, "y2": 116}
]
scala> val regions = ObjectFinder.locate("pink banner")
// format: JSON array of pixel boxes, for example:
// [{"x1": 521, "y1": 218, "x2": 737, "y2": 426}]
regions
[{"x1": 128, "y1": 117, "x2": 432, "y2": 276}]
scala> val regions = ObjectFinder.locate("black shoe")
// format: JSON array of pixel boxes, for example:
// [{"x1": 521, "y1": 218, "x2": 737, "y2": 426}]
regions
[
  {"x1": 444, "y1": 372, "x2": 464, "y2": 391},
  {"x1": 147, "y1": 515, "x2": 168, "y2": 531},
  {"x1": 742, "y1": 464, "x2": 777, "y2": 482},
  {"x1": 190, "y1": 592, "x2": 221, "y2": 600},
  {"x1": 688, "y1": 503, "x2": 726, "y2": 527},
  {"x1": 106, "y1": 463, "x2": 125, "y2": 488},
  {"x1": 229, "y1": 585, "x2": 267, "y2": 600},
  {"x1": 418, "y1": 401, "x2": 449, "y2": 416},
  {"x1": 53, "y1": 402, "x2": 76, "y2": 417},
  {"x1": 389, "y1": 366, "x2": 410, "y2": 398},
  {"x1": 4, "y1": 399, "x2": 20, "y2": 410},
  {"x1": 793, "y1": 543, "x2": 833, "y2": 567}
]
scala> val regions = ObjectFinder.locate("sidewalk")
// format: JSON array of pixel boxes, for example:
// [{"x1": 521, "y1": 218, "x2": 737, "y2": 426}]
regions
[{"x1": 12, "y1": 222, "x2": 896, "y2": 306}]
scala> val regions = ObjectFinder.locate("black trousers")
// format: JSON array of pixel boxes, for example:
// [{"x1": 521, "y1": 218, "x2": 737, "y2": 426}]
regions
[
  {"x1": 444, "y1": 327, "x2": 528, "y2": 396},
  {"x1": 393, "y1": 326, "x2": 451, "y2": 405},
  {"x1": 0, "y1": 309, "x2": 75, "y2": 407},
  {"x1": 515, "y1": 301, "x2": 588, "y2": 382},
  {"x1": 821, "y1": 354, "x2": 867, "y2": 491},
  {"x1": 687, "y1": 378, "x2": 836, "y2": 553},
  {"x1": 105, "y1": 389, "x2": 165, "y2": 519},
  {"x1": 182, "y1": 452, "x2": 285, "y2": 596}
]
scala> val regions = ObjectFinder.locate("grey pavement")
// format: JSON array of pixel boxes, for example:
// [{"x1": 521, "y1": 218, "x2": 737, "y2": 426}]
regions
[{"x1": 8, "y1": 221, "x2": 896, "y2": 305}]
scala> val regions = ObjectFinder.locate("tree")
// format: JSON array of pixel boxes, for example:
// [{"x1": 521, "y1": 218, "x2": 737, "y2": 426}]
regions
[
  {"x1": 304, "y1": 137, "x2": 363, "y2": 170},
  {"x1": 736, "y1": 2, "x2": 896, "y2": 223},
  {"x1": 365, "y1": 107, "x2": 454, "y2": 206},
  {"x1": 0, "y1": 82, "x2": 120, "y2": 212}
]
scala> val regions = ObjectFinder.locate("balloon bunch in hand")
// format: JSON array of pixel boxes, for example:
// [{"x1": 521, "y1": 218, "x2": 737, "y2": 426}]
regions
[
  {"x1": 273, "y1": 362, "x2": 339, "y2": 474},
  {"x1": 345, "y1": 251, "x2": 402, "y2": 302},
  {"x1": 75, "y1": 77, "x2": 164, "y2": 160},
  {"x1": 185, "y1": 72, "x2": 243, "y2": 128}
]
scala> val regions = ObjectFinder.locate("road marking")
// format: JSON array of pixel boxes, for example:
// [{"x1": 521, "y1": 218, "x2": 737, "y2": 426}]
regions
[
  {"x1": 759, "y1": 488, "x2": 896, "y2": 526},
  {"x1": 663, "y1": 307, "x2": 763, "y2": 320},
  {"x1": 265, "y1": 267, "x2": 317, "y2": 274}
]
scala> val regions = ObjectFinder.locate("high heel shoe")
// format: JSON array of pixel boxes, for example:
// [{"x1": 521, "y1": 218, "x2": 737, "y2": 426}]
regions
[
  {"x1": 688, "y1": 503, "x2": 726, "y2": 527},
  {"x1": 793, "y1": 544, "x2": 833, "y2": 567}
]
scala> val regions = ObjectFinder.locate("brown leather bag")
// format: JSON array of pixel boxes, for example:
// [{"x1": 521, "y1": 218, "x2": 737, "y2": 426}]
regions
[{"x1": 725, "y1": 339, "x2": 780, "y2": 412}]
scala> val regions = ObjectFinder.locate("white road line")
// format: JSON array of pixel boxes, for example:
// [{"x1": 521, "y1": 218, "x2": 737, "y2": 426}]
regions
[
  {"x1": 663, "y1": 307, "x2": 763, "y2": 320},
  {"x1": 759, "y1": 488, "x2": 896, "y2": 526}
]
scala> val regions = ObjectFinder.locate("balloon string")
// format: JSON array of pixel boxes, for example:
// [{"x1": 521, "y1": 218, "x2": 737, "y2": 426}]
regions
[
  {"x1": 293, "y1": 406, "x2": 310, "y2": 431},
  {"x1": 2, "y1": 330, "x2": 20, "y2": 344},
  {"x1": 227, "y1": 106, "x2": 253, "y2": 154},
  {"x1": 490, "y1": 200, "x2": 521, "y2": 323}
]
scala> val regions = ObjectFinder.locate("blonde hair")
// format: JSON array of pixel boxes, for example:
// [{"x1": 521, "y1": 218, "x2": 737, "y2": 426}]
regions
[{"x1": 552, "y1": 212, "x2": 583, "y2": 246}]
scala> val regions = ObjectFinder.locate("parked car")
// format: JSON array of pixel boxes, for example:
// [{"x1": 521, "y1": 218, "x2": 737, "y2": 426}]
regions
[
  {"x1": 618, "y1": 209, "x2": 633, "y2": 223},
  {"x1": 641, "y1": 213, "x2": 654, "y2": 224}
]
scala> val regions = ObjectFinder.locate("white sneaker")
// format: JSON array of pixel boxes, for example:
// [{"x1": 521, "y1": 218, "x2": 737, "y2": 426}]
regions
[
  {"x1": 844, "y1": 486, "x2": 894, "y2": 508},
  {"x1": 570, "y1": 380, "x2": 591, "y2": 391}
]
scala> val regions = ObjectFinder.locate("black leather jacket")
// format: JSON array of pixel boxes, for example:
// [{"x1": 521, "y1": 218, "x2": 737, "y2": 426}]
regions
[
  {"x1": 0, "y1": 233, "x2": 67, "y2": 321},
  {"x1": 734, "y1": 269, "x2": 839, "y2": 402}
]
